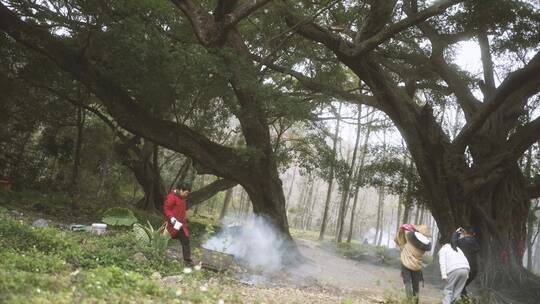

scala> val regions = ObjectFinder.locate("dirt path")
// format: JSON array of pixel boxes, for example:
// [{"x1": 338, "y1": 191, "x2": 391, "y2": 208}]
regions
[{"x1": 287, "y1": 238, "x2": 443, "y2": 303}]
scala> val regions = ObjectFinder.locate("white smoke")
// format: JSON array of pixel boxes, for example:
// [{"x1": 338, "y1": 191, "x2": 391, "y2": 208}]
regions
[
  {"x1": 203, "y1": 215, "x2": 286, "y2": 273},
  {"x1": 364, "y1": 227, "x2": 397, "y2": 249}
]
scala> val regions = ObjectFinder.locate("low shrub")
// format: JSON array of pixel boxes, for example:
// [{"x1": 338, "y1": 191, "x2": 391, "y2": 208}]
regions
[
  {"x1": 133, "y1": 221, "x2": 170, "y2": 256},
  {"x1": 0, "y1": 217, "x2": 72, "y2": 254},
  {"x1": 0, "y1": 209, "x2": 226, "y2": 303},
  {"x1": 102, "y1": 207, "x2": 138, "y2": 226}
]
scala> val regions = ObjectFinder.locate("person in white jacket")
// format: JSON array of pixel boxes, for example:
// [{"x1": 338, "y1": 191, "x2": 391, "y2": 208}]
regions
[{"x1": 438, "y1": 243, "x2": 470, "y2": 304}]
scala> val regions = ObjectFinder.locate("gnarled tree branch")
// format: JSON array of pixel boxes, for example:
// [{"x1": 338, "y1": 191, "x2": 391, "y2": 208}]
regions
[
  {"x1": 453, "y1": 51, "x2": 540, "y2": 153},
  {"x1": 478, "y1": 27, "x2": 496, "y2": 96},
  {"x1": 188, "y1": 178, "x2": 238, "y2": 209},
  {"x1": 404, "y1": 1, "x2": 481, "y2": 119},
  {"x1": 281, "y1": 6, "x2": 355, "y2": 58},
  {"x1": 223, "y1": 0, "x2": 272, "y2": 29},
  {"x1": 355, "y1": 0, "x2": 397, "y2": 43},
  {"x1": 170, "y1": 0, "x2": 221, "y2": 46},
  {"x1": 0, "y1": 3, "x2": 246, "y2": 181},
  {"x1": 353, "y1": 0, "x2": 464, "y2": 56},
  {"x1": 507, "y1": 115, "x2": 540, "y2": 163},
  {"x1": 252, "y1": 54, "x2": 380, "y2": 109}
]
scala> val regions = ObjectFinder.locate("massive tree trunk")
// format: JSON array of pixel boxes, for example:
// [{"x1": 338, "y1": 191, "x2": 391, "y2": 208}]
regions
[
  {"x1": 351, "y1": 57, "x2": 535, "y2": 285},
  {"x1": 284, "y1": 2, "x2": 540, "y2": 288},
  {"x1": 169, "y1": 2, "x2": 295, "y2": 253},
  {"x1": 115, "y1": 138, "x2": 166, "y2": 211},
  {"x1": 0, "y1": 2, "x2": 299, "y2": 261}
]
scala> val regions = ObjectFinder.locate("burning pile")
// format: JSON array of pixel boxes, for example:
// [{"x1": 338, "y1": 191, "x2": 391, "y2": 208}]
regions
[{"x1": 202, "y1": 216, "x2": 286, "y2": 274}]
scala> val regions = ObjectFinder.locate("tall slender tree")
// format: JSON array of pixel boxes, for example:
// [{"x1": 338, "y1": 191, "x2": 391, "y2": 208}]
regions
[{"x1": 319, "y1": 102, "x2": 342, "y2": 240}]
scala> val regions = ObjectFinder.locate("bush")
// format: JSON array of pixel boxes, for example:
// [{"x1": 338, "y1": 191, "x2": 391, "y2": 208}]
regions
[
  {"x1": 0, "y1": 211, "x2": 227, "y2": 303},
  {"x1": 336, "y1": 242, "x2": 370, "y2": 260},
  {"x1": 133, "y1": 221, "x2": 170, "y2": 256},
  {"x1": 102, "y1": 207, "x2": 138, "y2": 226},
  {"x1": 0, "y1": 217, "x2": 72, "y2": 254}
]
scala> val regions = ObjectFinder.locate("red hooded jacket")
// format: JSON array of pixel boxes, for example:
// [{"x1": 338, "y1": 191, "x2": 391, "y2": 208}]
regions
[{"x1": 163, "y1": 191, "x2": 189, "y2": 237}]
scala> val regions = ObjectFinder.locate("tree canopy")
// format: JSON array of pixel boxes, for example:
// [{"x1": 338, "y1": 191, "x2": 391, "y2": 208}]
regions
[{"x1": 1, "y1": 0, "x2": 540, "y2": 287}]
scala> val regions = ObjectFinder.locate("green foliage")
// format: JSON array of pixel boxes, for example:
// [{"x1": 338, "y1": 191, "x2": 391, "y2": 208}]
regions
[
  {"x1": 341, "y1": 297, "x2": 354, "y2": 304},
  {"x1": 0, "y1": 217, "x2": 72, "y2": 254},
  {"x1": 0, "y1": 211, "x2": 227, "y2": 303},
  {"x1": 289, "y1": 129, "x2": 350, "y2": 185},
  {"x1": 454, "y1": 296, "x2": 480, "y2": 304},
  {"x1": 290, "y1": 228, "x2": 321, "y2": 241},
  {"x1": 102, "y1": 207, "x2": 138, "y2": 226},
  {"x1": 336, "y1": 242, "x2": 368, "y2": 259},
  {"x1": 0, "y1": 249, "x2": 70, "y2": 274},
  {"x1": 335, "y1": 242, "x2": 401, "y2": 267},
  {"x1": 375, "y1": 247, "x2": 393, "y2": 265},
  {"x1": 133, "y1": 221, "x2": 170, "y2": 256},
  {"x1": 74, "y1": 266, "x2": 162, "y2": 298}
]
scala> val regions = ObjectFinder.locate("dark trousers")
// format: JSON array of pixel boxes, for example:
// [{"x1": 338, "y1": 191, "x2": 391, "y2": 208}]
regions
[
  {"x1": 462, "y1": 269, "x2": 477, "y2": 296},
  {"x1": 401, "y1": 265, "x2": 422, "y2": 304},
  {"x1": 175, "y1": 228, "x2": 192, "y2": 263}
]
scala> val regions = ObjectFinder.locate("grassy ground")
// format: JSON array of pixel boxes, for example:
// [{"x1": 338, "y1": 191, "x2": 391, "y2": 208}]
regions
[
  {"x1": 0, "y1": 192, "x2": 237, "y2": 303},
  {"x1": 2, "y1": 191, "x2": 481, "y2": 304},
  {"x1": 0, "y1": 191, "x2": 381, "y2": 303}
]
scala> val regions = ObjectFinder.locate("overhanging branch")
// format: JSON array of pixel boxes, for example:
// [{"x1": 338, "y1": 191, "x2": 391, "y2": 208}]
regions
[
  {"x1": 281, "y1": 2, "x2": 355, "y2": 58},
  {"x1": 0, "y1": 3, "x2": 246, "y2": 180},
  {"x1": 353, "y1": 0, "x2": 464, "y2": 56},
  {"x1": 252, "y1": 54, "x2": 380, "y2": 109},
  {"x1": 170, "y1": 0, "x2": 221, "y2": 46},
  {"x1": 188, "y1": 179, "x2": 238, "y2": 209},
  {"x1": 224, "y1": 0, "x2": 272, "y2": 29},
  {"x1": 507, "y1": 115, "x2": 540, "y2": 163},
  {"x1": 355, "y1": 1, "x2": 397, "y2": 43},
  {"x1": 404, "y1": 1, "x2": 481, "y2": 119},
  {"x1": 453, "y1": 51, "x2": 540, "y2": 153}
]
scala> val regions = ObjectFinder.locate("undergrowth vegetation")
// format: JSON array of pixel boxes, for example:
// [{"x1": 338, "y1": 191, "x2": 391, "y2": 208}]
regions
[{"x1": 0, "y1": 195, "x2": 237, "y2": 304}]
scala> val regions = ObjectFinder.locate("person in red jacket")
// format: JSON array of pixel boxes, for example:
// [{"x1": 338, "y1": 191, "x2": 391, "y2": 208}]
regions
[{"x1": 163, "y1": 182, "x2": 194, "y2": 266}]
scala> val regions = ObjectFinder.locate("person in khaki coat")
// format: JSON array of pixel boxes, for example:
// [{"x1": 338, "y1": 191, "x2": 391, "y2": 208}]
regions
[{"x1": 395, "y1": 224, "x2": 432, "y2": 304}]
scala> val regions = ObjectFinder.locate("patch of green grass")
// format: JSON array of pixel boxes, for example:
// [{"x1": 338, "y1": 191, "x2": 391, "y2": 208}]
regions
[
  {"x1": 290, "y1": 228, "x2": 320, "y2": 241},
  {"x1": 336, "y1": 242, "x2": 367, "y2": 258},
  {"x1": 0, "y1": 190, "x2": 104, "y2": 223},
  {"x1": 341, "y1": 297, "x2": 354, "y2": 304},
  {"x1": 0, "y1": 216, "x2": 73, "y2": 253}
]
